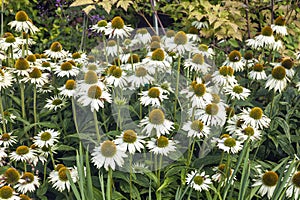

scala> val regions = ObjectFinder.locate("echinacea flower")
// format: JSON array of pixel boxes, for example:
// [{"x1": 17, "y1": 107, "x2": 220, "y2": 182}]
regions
[
  {"x1": 15, "y1": 172, "x2": 40, "y2": 193},
  {"x1": 91, "y1": 140, "x2": 127, "y2": 170},
  {"x1": 182, "y1": 119, "x2": 210, "y2": 138},
  {"x1": 8, "y1": 10, "x2": 39, "y2": 34},
  {"x1": 222, "y1": 50, "x2": 245, "y2": 72},
  {"x1": 53, "y1": 61, "x2": 79, "y2": 78},
  {"x1": 114, "y1": 130, "x2": 145, "y2": 154},
  {"x1": 105, "y1": 40, "x2": 122, "y2": 57},
  {"x1": 91, "y1": 20, "x2": 108, "y2": 33},
  {"x1": 21, "y1": 67, "x2": 48, "y2": 86},
  {"x1": 0, "y1": 185, "x2": 20, "y2": 200},
  {"x1": 0, "y1": 132, "x2": 17, "y2": 148},
  {"x1": 58, "y1": 79, "x2": 77, "y2": 97},
  {"x1": 235, "y1": 125, "x2": 262, "y2": 142},
  {"x1": 224, "y1": 84, "x2": 251, "y2": 100},
  {"x1": 217, "y1": 135, "x2": 243, "y2": 154},
  {"x1": 77, "y1": 85, "x2": 112, "y2": 112},
  {"x1": 184, "y1": 81, "x2": 213, "y2": 109},
  {"x1": 265, "y1": 66, "x2": 289, "y2": 93},
  {"x1": 139, "y1": 109, "x2": 174, "y2": 137},
  {"x1": 246, "y1": 26, "x2": 275, "y2": 49},
  {"x1": 286, "y1": 171, "x2": 300, "y2": 200},
  {"x1": 9, "y1": 145, "x2": 36, "y2": 163},
  {"x1": 212, "y1": 163, "x2": 235, "y2": 185},
  {"x1": 0, "y1": 35, "x2": 21, "y2": 51},
  {"x1": 165, "y1": 31, "x2": 194, "y2": 56},
  {"x1": 281, "y1": 57, "x2": 295, "y2": 78},
  {"x1": 240, "y1": 107, "x2": 270, "y2": 129},
  {"x1": 146, "y1": 136, "x2": 176, "y2": 156},
  {"x1": 0, "y1": 69, "x2": 14, "y2": 91},
  {"x1": 106, "y1": 66, "x2": 127, "y2": 88},
  {"x1": 105, "y1": 16, "x2": 133, "y2": 39},
  {"x1": 49, "y1": 164, "x2": 78, "y2": 192},
  {"x1": 186, "y1": 171, "x2": 212, "y2": 192},
  {"x1": 271, "y1": 16, "x2": 288, "y2": 36},
  {"x1": 193, "y1": 44, "x2": 214, "y2": 59},
  {"x1": 249, "y1": 63, "x2": 267, "y2": 80},
  {"x1": 3, "y1": 167, "x2": 20, "y2": 185},
  {"x1": 44, "y1": 41, "x2": 68, "y2": 60},
  {"x1": 252, "y1": 167, "x2": 279, "y2": 199},
  {"x1": 184, "y1": 53, "x2": 211, "y2": 74},
  {"x1": 13, "y1": 58, "x2": 31, "y2": 77},
  {"x1": 195, "y1": 103, "x2": 227, "y2": 126},
  {"x1": 140, "y1": 87, "x2": 168, "y2": 107},
  {"x1": 33, "y1": 129, "x2": 60, "y2": 148},
  {"x1": 127, "y1": 66, "x2": 154, "y2": 89},
  {"x1": 44, "y1": 95, "x2": 67, "y2": 111},
  {"x1": 212, "y1": 66, "x2": 237, "y2": 87},
  {"x1": 142, "y1": 48, "x2": 171, "y2": 75},
  {"x1": 134, "y1": 28, "x2": 152, "y2": 45}
]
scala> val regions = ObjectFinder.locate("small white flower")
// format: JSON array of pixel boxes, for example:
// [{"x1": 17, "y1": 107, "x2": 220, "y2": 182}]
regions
[
  {"x1": 9, "y1": 145, "x2": 36, "y2": 162},
  {"x1": 105, "y1": 17, "x2": 133, "y2": 39},
  {"x1": 0, "y1": 132, "x2": 17, "y2": 148},
  {"x1": 44, "y1": 95, "x2": 67, "y2": 111},
  {"x1": 249, "y1": 63, "x2": 267, "y2": 80},
  {"x1": 239, "y1": 107, "x2": 270, "y2": 130},
  {"x1": 182, "y1": 120, "x2": 210, "y2": 138},
  {"x1": 53, "y1": 61, "x2": 79, "y2": 78},
  {"x1": 8, "y1": 11, "x2": 39, "y2": 34},
  {"x1": 223, "y1": 50, "x2": 246, "y2": 72},
  {"x1": 33, "y1": 129, "x2": 60, "y2": 148},
  {"x1": 217, "y1": 136, "x2": 243, "y2": 154},
  {"x1": 224, "y1": 84, "x2": 251, "y2": 100},
  {"x1": 184, "y1": 53, "x2": 211, "y2": 74},
  {"x1": 114, "y1": 130, "x2": 145, "y2": 154},
  {"x1": 15, "y1": 172, "x2": 40, "y2": 193},
  {"x1": 212, "y1": 66, "x2": 237, "y2": 87},
  {"x1": 140, "y1": 87, "x2": 168, "y2": 107},
  {"x1": 0, "y1": 185, "x2": 20, "y2": 200},
  {"x1": 265, "y1": 66, "x2": 289, "y2": 93},
  {"x1": 186, "y1": 171, "x2": 212, "y2": 192},
  {"x1": 195, "y1": 103, "x2": 227, "y2": 126},
  {"x1": 146, "y1": 136, "x2": 177, "y2": 156},
  {"x1": 49, "y1": 165, "x2": 78, "y2": 192}
]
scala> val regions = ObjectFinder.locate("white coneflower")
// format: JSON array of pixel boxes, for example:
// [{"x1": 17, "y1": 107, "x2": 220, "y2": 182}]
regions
[
  {"x1": 49, "y1": 164, "x2": 78, "y2": 192},
  {"x1": 0, "y1": 132, "x2": 17, "y2": 148},
  {"x1": 224, "y1": 84, "x2": 251, "y2": 100},
  {"x1": 3, "y1": 167, "x2": 20, "y2": 185},
  {"x1": 14, "y1": 58, "x2": 31, "y2": 77},
  {"x1": 15, "y1": 172, "x2": 40, "y2": 193},
  {"x1": 9, "y1": 145, "x2": 36, "y2": 162},
  {"x1": 271, "y1": 16, "x2": 288, "y2": 36},
  {"x1": 142, "y1": 48, "x2": 171, "y2": 75},
  {"x1": 0, "y1": 69, "x2": 14, "y2": 91},
  {"x1": 280, "y1": 57, "x2": 295, "y2": 78},
  {"x1": 286, "y1": 171, "x2": 300, "y2": 200},
  {"x1": 243, "y1": 50, "x2": 258, "y2": 69},
  {"x1": 246, "y1": 26, "x2": 275, "y2": 49},
  {"x1": 195, "y1": 103, "x2": 227, "y2": 126},
  {"x1": 217, "y1": 135, "x2": 243, "y2": 154},
  {"x1": 296, "y1": 82, "x2": 300, "y2": 92},
  {"x1": 58, "y1": 79, "x2": 76, "y2": 98},
  {"x1": 193, "y1": 44, "x2": 215, "y2": 59},
  {"x1": 37, "y1": 61, "x2": 54, "y2": 72},
  {"x1": 44, "y1": 41, "x2": 68, "y2": 60},
  {"x1": 146, "y1": 136, "x2": 176, "y2": 156},
  {"x1": 140, "y1": 87, "x2": 168, "y2": 107},
  {"x1": 127, "y1": 66, "x2": 154, "y2": 89},
  {"x1": 265, "y1": 66, "x2": 289, "y2": 93},
  {"x1": 106, "y1": 40, "x2": 122, "y2": 58},
  {"x1": 91, "y1": 140, "x2": 127, "y2": 170},
  {"x1": 76, "y1": 70, "x2": 106, "y2": 95},
  {"x1": 71, "y1": 52, "x2": 87, "y2": 65},
  {"x1": 33, "y1": 129, "x2": 60, "y2": 148},
  {"x1": 249, "y1": 63, "x2": 267, "y2": 80},
  {"x1": 114, "y1": 130, "x2": 145, "y2": 154},
  {"x1": 192, "y1": 20, "x2": 209, "y2": 29},
  {"x1": 184, "y1": 53, "x2": 211, "y2": 74},
  {"x1": 225, "y1": 115, "x2": 244, "y2": 134},
  {"x1": 139, "y1": 109, "x2": 174, "y2": 137},
  {"x1": 44, "y1": 95, "x2": 67, "y2": 111},
  {"x1": 186, "y1": 26, "x2": 201, "y2": 43},
  {"x1": 212, "y1": 66, "x2": 237, "y2": 87},
  {"x1": 0, "y1": 35, "x2": 21, "y2": 51},
  {"x1": 77, "y1": 85, "x2": 112, "y2": 112},
  {"x1": 165, "y1": 31, "x2": 195, "y2": 56},
  {"x1": 91, "y1": 20, "x2": 108, "y2": 33},
  {"x1": 182, "y1": 119, "x2": 210, "y2": 138},
  {"x1": 8, "y1": 10, "x2": 39, "y2": 34},
  {"x1": 186, "y1": 171, "x2": 212, "y2": 192},
  {"x1": 106, "y1": 66, "x2": 127, "y2": 88},
  {"x1": 134, "y1": 28, "x2": 152, "y2": 45},
  {"x1": 0, "y1": 185, "x2": 20, "y2": 200},
  {"x1": 235, "y1": 125, "x2": 262, "y2": 142},
  {"x1": 18, "y1": 32, "x2": 35, "y2": 46},
  {"x1": 105, "y1": 16, "x2": 133, "y2": 39},
  {"x1": 21, "y1": 67, "x2": 48, "y2": 87},
  {"x1": 223, "y1": 50, "x2": 245, "y2": 72},
  {"x1": 252, "y1": 167, "x2": 279, "y2": 199},
  {"x1": 212, "y1": 164, "x2": 235, "y2": 185},
  {"x1": 53, "y1": 61, "x2": 79, "y2": 78},
  {"x1": 240, "y1": 107, "x2": 271, "y2": 129},
  {"x1": 0, "y1": 147, "x2": 7, "y2": 163}
]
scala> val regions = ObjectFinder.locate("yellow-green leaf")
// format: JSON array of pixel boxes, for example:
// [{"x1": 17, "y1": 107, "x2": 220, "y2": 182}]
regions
[
  {"x1": 70, "y1": 0, "x2": 94, "y2": 7},
  {"x1": 82, "y1": 5, "x2": 96, "y2": 15},
  {"x1": 116, "y1": 0, "x2": 133, "y2": 11},
  {"x1": 98, "y1": 0, "x2": 112, "y2": 13}
]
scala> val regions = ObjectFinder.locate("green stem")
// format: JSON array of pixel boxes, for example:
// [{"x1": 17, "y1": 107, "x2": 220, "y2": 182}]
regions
[
  {"x1": 156, "y1": 154, "x2": 163, "y2": 200},
  {"x1": 33, "y1": 85, "x2": 37, "y2": 134},
  {"x1": 43, "y1": 162, "x2": 47, "y2": 183},
  {"x1": 117, "y1": 105, "x2": 122, "y2": 131},
  {"x1": 93, "y1": 110, "x2": 101, "y2": 142},
  {"x1": 102, "y1": 34, "x2": 108, "y2": 64},
  {"x1": 129, "y1": 154, "x2": 133, "y2": 200},
  {"x1": 79, "y1": 13, "x2": 86, "y2": 52},
  {"x1": 50, "y1": 150, "x2": 56, "y2": 169},
  {"x1": 20, "y1": 82, "x2": 27, "y2": 130},
  {"x1": 106, "y1": 167, "x2": 113, "y2": 200},
  {"x1": 0, "y1": 0, "x2": 3, "y2": 36},
  {"x1": 174, "y1": 56, "x2": 182, "y2": 120},
  {"x1": 71, "y1": 97, "x2": 79, "y2": 134},
  {"x1": 117, "y1": 37, "x2": 121, "y2": 66},
  {"x1": 186, "y1": 139, "x2": 195, "y2": 167},
  {"x1": 0, "y1": 93, "x2": 6, "y2": 133}
]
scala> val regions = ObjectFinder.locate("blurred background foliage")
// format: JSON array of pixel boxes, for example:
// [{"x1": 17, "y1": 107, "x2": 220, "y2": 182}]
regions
[{"x1": 1, "y1": 0, "x2": 300, "y2": 56}]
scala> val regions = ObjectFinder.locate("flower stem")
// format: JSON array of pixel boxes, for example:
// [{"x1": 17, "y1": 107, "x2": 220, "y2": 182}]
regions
[
  {"x1": 50, "y1": 150, "x2": 56, "y2": 169},
  {"x1": 186, "y1": 139, "x2": 195, "y2": 167},
  {"x1": 106, "y1": 167, "x2": 113, "y2": 200},
  {"x1": 93, "y1": 110, "x2": 101, "y2": 142},
  {"x1": 156, "y1": 154, "x2": 163, "y2": 200},
  {"x1": 174, "y1": 56, "x2": 182, "y2": 120},
  {"x1": 71, "y1": 97, "x2": 79, "y2": 134},
  {"x1": 0, "y1": 93, "x2": 7, "y2": 133},
  {"x1": 129, "y1": 154, "x2": 133, "y2": 200},
  {"x1": 33, "y1": 85, "x2": 37, "y2": 134}
]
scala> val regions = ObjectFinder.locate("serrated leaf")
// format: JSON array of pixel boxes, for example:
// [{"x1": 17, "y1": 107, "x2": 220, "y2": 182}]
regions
[
  {"x1": 117, "y1": 0, "x2": 133, "y2": 11},
  {"x1": 98, "y1": 1, "x2": 112, "y2": 13},
  {"x1": 70, "y1": 0, "x2": 94, "y2": 7}
]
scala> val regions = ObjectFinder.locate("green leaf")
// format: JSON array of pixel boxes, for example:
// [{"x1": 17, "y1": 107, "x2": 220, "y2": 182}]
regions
[
  {"x1": 57, "y1": 145, "x2": 76, "y2": 151},
  {"x1": 273, "y1": 117, "x2": 291, "y2": 142}
]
